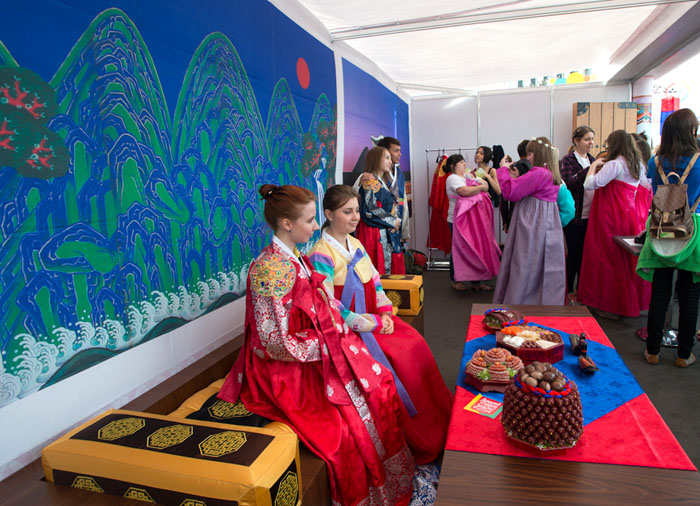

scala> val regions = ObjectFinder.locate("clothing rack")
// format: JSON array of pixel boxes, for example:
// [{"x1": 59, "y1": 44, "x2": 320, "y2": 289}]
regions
[{"x1": 425, "y1": 147, "x2": 479, "y2": 270}]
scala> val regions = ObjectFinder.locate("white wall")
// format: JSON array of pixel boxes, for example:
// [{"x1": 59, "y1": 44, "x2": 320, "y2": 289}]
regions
[
  {"x1": 410, "y1": 96, "x2": 477, "y2": 256},
  {"x1": 410, "y1": 83, "x2": 632, "y2": 252}
]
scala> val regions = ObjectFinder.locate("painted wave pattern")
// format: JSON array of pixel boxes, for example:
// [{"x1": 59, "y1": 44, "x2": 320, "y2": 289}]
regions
[
  {"x1": 0, "y1": 9, "x2": 337, "y2": 407},
  {"x1": 0, "y1": 267, "x2": 248, "y2": 405}
]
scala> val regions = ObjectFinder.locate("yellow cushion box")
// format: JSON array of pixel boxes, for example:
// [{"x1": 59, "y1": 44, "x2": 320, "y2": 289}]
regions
[
  {"x1": 380, "y1": 274, "x2": 424, "y2": 315},
  {"x1": 42, "y1": 409, "x2": 301, "y2": 506}
]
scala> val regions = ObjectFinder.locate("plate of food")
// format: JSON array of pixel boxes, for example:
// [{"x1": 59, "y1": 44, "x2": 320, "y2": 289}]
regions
[{"x1": 495, "y1": 323, "x2": 564, "y2": 364}]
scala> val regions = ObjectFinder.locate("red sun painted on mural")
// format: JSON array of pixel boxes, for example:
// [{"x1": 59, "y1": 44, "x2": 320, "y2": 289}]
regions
[{"x1": 296, "y1": 57, "x2": 310, "y2": 89}]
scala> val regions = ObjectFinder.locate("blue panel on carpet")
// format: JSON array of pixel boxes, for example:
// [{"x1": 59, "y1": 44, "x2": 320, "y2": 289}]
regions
[{"x1": 458, "y1": 330, "x2": 644, "y2": 424}]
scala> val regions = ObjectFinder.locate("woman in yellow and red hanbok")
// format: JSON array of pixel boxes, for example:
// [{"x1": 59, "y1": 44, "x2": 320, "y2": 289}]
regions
[{"x1": 310, "y1": 184, "x2": 453, "y2": 466}]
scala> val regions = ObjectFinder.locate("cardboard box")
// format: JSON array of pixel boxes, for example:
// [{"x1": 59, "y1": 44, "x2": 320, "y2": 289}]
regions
[{"x1": 380, "y1": 274, "x2": 424, "y2": 316}]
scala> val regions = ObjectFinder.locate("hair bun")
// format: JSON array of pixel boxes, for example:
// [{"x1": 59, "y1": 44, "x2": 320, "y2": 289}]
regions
[{"x1": 259, "y1": 184, "x2": 278, "y2": 200}]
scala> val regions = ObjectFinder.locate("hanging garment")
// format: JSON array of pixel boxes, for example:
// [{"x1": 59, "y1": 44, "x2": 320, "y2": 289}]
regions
[{"x1": 427, "y1": 156, "x2": 452, "y2": 253}]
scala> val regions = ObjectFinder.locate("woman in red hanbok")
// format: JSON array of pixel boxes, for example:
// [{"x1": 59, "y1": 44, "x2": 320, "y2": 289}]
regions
[
  {"x1": 309, "y1": 185, "x2": 454, "y2": 467},
  {"x1": 218, "y1": 184, "x2": 414, "y2": 506},
  {"x1": 577, "y1": 130, "x2": 652, "y2": 318}
]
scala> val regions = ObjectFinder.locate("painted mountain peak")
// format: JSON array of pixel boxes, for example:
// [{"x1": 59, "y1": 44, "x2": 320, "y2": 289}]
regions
[{"x1": 0, "y1": 7, "x2": 336, "y2": 407}]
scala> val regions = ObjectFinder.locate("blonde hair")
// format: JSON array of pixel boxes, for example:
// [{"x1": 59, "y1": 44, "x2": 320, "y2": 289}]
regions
[{"x1": 526, "y1": 136, "x2": 562, "y2": 185}]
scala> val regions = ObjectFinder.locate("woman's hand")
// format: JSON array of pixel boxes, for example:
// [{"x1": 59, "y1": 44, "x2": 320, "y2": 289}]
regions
[
  {"x1": 380, "y1": 313, "x2": 394, "y2": 334},
  {"x1": 508, "y1": 164, "x2": 519, "y2": 179},
  {"x1": 500, "y1": 155, "x2": 512, "y2": 167},
  {"x1": 589, "y1": 158, "x2": 605, "y2": 174}
]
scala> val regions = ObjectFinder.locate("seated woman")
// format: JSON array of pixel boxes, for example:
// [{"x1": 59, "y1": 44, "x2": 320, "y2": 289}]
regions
[
  {"x1": 577, "y1": 130, "x2": 652, "y2": 318},
  {"x1": 356, "y1": 146, "x2": 406, "y2": 274},
  {"x1": 218, "y1": 184, "x2": 415, "y2": 506},
  {"x1": 444, "y1": 154, "x2": 500, "y2": 291},
  {"x1": 493, "y1": 137, "x2": 567, "y2": 305},
  {"x1": 309, "y1": 184, "x2": 453, "y2": 466}
]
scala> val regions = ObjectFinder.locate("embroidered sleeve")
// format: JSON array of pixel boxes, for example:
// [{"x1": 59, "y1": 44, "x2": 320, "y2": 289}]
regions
[
  {"x1": 359, "y1": 177, "x2": 400, "y2": 229},
  {"x1": 249, "y1": 256, "x2": 321, "y2": 362}
]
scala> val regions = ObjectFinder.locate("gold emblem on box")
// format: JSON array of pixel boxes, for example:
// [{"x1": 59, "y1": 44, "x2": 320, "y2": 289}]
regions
[
  {"x1": 208, "y1": 399, "x2": 252, "y2": 419},
  {"x1": 386, "y1": 290, "x2": 402, "y2": 308},
  {"x1": 198, "y1": 430, "x2": 247, "y2": 457},
  {"x1": 147, "y1": 424, "x2": 194, "y2": 449},
  {"x1": 274, "y1": 471, "x2": 299, "y2": 506},
  {"x1": 180, "y1": 500, "x2": 207, "y2": 506},
  {"x1": 124, "y1": 487, "x2": 155, "y2": 502},
  {"x1": 71, "y1": 475, "x2": 104, "y2": 493},
  {"x1": 98, "y1": 417, "x2": 146, "y2": 441}
]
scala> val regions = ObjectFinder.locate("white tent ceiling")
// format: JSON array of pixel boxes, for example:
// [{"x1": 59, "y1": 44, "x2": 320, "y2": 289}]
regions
[{"x1": 296, "y1": 0, "x2": 698, "y2": 96}]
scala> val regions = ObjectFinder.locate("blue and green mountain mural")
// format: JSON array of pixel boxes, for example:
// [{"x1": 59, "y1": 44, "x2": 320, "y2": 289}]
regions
[{"x1": 0, "y1": 7, "x2": 337, "y2": 407}]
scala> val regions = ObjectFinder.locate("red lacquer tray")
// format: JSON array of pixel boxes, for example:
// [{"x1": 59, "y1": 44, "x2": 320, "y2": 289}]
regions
[
  {"x1": 495, "y1": 330, "x2": 564, "y2": 365},
  {"x1": 463, "y1": 373, "x2": 511, "y2": 393}
]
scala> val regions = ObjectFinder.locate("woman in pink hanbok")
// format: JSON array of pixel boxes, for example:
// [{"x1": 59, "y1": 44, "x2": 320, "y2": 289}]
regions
[
  {"x1": 444, "y1": 154, "x2": 501, "y2": 291},
  {"x1": 577, "y1": 130, "x2": 652, "y2": 318}
]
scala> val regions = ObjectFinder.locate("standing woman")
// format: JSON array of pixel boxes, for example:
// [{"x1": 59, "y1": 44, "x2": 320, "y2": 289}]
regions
[
  {"x1": 638, "y1": 108, "x2": 700, "y2": 367},
  {"x1": 309, "y1": 184, "x2": 453, "y2": 467},
  {"x1": 493, "y1": 137, "x2": 566, "y2": 305},
  {"x1": 577, "y1": 130, "x2": 652, "y2": 318},
  {"x1": 444, "y1": 154, "x2": 500, "y2": 291},
  {"x1": 356, "y1": 146, "x2": 405, "y2": 274},
  {"x1": 559, "y1": 126, "x2": 596, "y2": 305},
  {"x1": 444, "y1": 154, "x2": 491, "y2": 290},
  {"x1": 475, "y1": 145, "x2": 502, "y2": 201},
  {"x1": 218, "y1": 185, "x2": 414, "y2": 506}
]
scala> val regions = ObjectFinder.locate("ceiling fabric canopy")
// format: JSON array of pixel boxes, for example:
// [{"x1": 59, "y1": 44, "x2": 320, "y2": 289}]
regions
[{"x1": 296, "y1": 0, "x2": 696, "y2": 95}]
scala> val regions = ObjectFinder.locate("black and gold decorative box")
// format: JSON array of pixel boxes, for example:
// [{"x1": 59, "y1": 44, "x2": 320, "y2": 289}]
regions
[
  {"x1": 380, "y1": 274, "x2": 424, "y2": 316},
  {"x1": 42, "y1": 409, "x2": 301, "y2": 506}
]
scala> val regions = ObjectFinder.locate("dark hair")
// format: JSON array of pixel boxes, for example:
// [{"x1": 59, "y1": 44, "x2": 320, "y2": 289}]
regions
[
  {"x1": 259, "y1": 184, "x2": 315, "y2": 230},
  {"x1": 512, "y1": 159, "x2": 531, "y2": 177},
  {"x1": 476, "y1": 146, "x2": 492, "y2": 165},
  {"x1": 517, "y1": 139, "x2": 530, "y2": 158},
  {"x1": 364, "y1": 146, "x2": 389, "y2": 178},
  {"x1": 605, "y1": 130, "x2": 641, "y2": 179},
  {"x1": 321, "y1": 185, "x2": 359, "y2": 229},
  {"x1": 631, "y1": 132, "x2": 651, "y2": 165},
  {"x1": 444, "y1": 154, "x2": 465, "y2": 174},
  {"x1": 657, "y1": 108, "x2": 700, "y2": 169},
  {"x1": 377, "y1": 136, "x2": 400, "y2": 149}
]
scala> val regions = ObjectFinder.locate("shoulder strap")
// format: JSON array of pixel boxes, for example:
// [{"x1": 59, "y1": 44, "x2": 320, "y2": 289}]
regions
[
  {"x1": 656, "y1": 156, "x2": 670, "y2": 185},
  {"x1": 692, "y1": 194, "x2": 700, "y2": 213},
  {"x1": 679, "y1": 152, "x2": 700, "y2": 184}
]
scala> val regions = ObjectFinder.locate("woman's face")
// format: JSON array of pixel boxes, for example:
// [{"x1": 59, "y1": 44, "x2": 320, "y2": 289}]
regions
[
  {"x1": 288, "y1": 201, "x2": 319, "y2": 244},
  {"x1": 575, "y1": 132, "x2": 595, "y2": 154},
  {"x1": 325, "y1": 197, "x2": 360, "y2": 235},
  {"x1": 526, "y1": 151, "x2": 534, "y2": 164},
  {"x1": 474, "y1": 148, "x2": 484, "y2": 164},
  {"x1": 455, "y1": 160, "x2": 467, "y2": 176},
  {"x1": 382, "y1": 150, "x2": 392, "y2": 173}
]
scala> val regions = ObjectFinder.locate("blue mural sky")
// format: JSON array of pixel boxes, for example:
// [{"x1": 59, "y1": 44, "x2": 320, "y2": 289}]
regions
[
  {"x1": 342, "y1": 58, "x2": 410, "y2": 176},
  {"x1": 0, "y1": 0, "x2": 335, "y2": 129}
]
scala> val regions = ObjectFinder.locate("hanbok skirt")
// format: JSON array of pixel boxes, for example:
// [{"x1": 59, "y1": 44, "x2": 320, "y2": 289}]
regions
[
  {"x1": 493, "y1": 197, "x2": 566, "y2": 305},
  {"x1": 452, "y1": 193, "x2": 501, "y2": 281},
  {"x1": 577, "y1": 180, "x2": 651, "y2": 316}
]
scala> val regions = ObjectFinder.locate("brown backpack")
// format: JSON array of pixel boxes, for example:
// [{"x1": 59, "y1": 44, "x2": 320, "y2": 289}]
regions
[{"x1": 649, "y1": 153, "x2": 700, "y2": 240}]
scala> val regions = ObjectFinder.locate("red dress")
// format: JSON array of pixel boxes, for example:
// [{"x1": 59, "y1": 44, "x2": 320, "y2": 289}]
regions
[
  {"x1": 309, "y1": 234, "x2": 454, "y2": 465},
  {"x1": 578, "y1": 179, "x2": 652, "y2": 316},
  {"x1": 219, "y1": 239, "x2": 414, "y2": 506}
]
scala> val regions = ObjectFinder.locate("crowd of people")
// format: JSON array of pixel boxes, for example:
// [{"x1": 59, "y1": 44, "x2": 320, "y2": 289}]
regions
[
  {"x1": 214, "y1": 109, "x2": 700, "y2": 506},
  {"x1": 440, "y1": 108, "x2": 699, "y2": 368}
]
